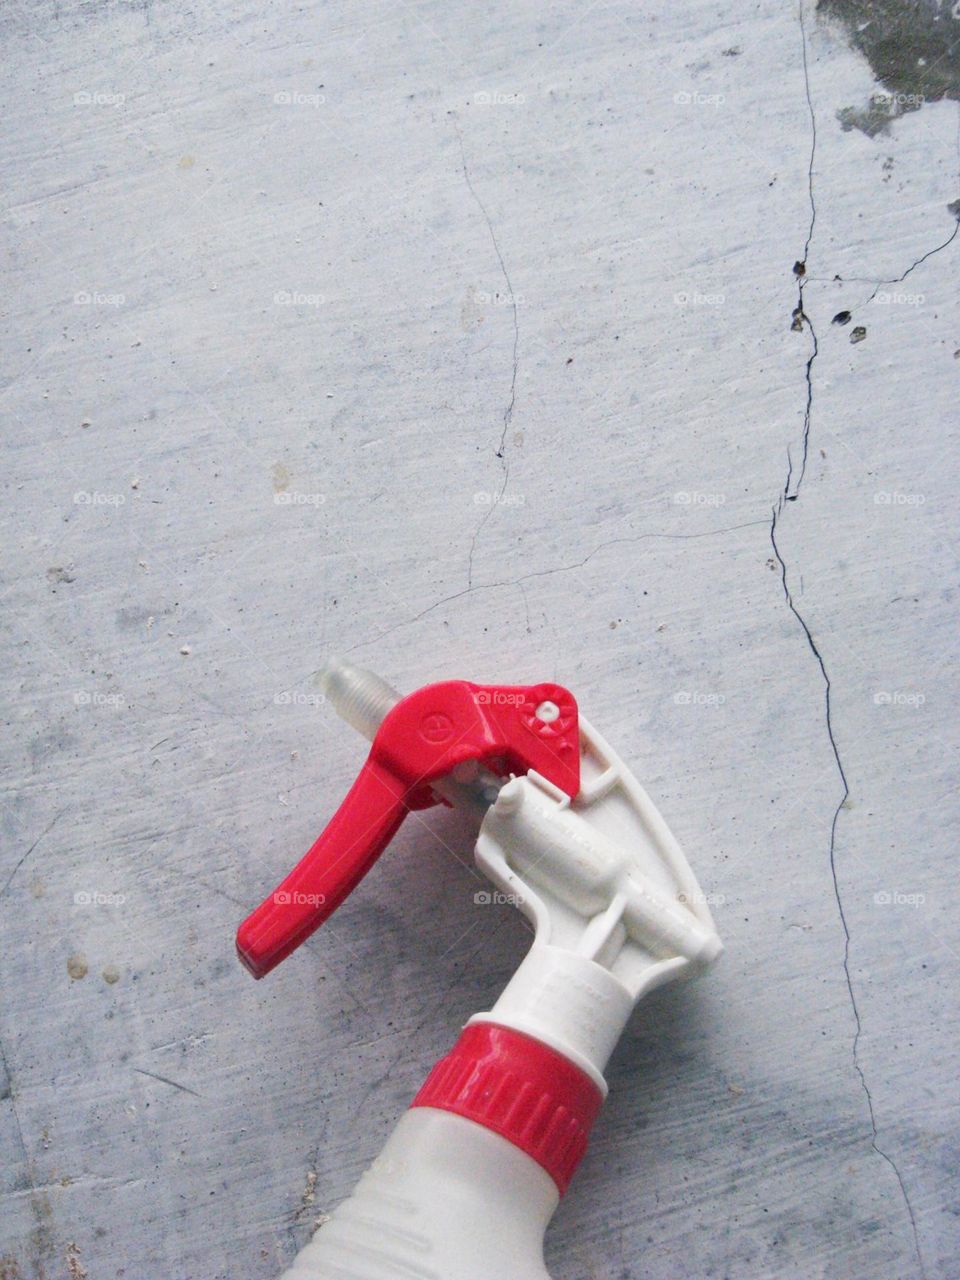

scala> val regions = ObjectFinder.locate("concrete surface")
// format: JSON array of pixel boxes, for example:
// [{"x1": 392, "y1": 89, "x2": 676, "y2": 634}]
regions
[{"x1": 1, "y1": 1, "x2": 958, "y2": 1277}]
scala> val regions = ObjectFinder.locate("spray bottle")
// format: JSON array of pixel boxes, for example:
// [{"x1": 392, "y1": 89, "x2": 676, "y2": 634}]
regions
[{"x1": 237, "y1": 661, "x2": 722, "y2": 1279}]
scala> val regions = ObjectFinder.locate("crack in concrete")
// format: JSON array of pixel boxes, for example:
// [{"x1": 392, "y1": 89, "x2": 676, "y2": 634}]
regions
[
  {"x1": 806, "y1": 208, "x2": 960, "y2": 291},
  {"x1": 859, "y1": 215, "x2": 960, "y2": 307},
  {"x1": 346, "y1": 520, "x2": 768, "y2": 653},
  {"x1": 772, "y1": 9, "x2": 927, "y2": 1275},
  {"x1": 784, "y1": 319, "x2": 819, "y2": 502},
  {"x1": 770, "y1": 503, "x2": 926, "y2": 1279},
  {"x1": 456, "y1": 128, "x2": 520, "y2": 588},
  {"x1": 810, "y1": 211, "x2": 960, "y2": 302},
  {"x1": 785, "y1": 0, "x2": 819, "y2": 502}
]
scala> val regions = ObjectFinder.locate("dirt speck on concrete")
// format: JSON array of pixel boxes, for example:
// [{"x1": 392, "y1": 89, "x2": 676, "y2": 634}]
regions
[
  {"x1": 66, "y1": 1242, "x2": 87, "y2": 1279},
  {"x1": 66, "y1": 954, "x2": 88, "y2": 980}
]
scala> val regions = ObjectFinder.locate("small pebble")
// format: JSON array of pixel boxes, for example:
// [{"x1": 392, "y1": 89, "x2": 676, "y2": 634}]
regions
[
  {"x1": 179, "y1": 645, "x2": 191, "y2": 656},
  {"x1": 850, "y1": 326, "x2": 867, "y2": 344}
]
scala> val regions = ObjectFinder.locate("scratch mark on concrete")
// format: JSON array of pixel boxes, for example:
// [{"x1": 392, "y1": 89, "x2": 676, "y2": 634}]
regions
[
  {"x1": 133, "y1": 1067, "x2": 201, "y2": 1098},
  {"x1": 1, "y1": 811, "x2": 65, "y2": 899}
]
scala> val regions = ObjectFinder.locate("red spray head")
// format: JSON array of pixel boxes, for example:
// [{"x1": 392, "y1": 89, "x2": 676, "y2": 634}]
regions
[{"x1": 236, "y1": 661, "x2": 581, "y2": 978}]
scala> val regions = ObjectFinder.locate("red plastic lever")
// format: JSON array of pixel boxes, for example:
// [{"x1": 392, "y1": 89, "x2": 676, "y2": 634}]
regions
[{"x1": 237, "y1": 680, "x2": 579, "y2": 978}]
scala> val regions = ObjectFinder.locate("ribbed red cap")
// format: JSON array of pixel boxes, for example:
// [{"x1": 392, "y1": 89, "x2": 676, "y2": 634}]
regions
[{"x1": 410, "y1": 1022, "x2": 603, "y2": 1194}]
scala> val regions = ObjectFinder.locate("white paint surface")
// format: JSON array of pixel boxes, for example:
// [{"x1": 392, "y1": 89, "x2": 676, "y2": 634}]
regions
[{"x1": 1, "y1": 2, "x2": 957, "y2": 1277}]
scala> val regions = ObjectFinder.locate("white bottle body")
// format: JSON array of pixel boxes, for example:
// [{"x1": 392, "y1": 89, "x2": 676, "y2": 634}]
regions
[{"x1": 279, "y1": 1107, "x2": 558, "y2": 1280}]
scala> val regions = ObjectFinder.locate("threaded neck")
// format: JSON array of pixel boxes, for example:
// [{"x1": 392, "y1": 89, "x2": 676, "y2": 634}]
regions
[{"x1": 318, "y1": 658, "x2": 400, "y2": 740}]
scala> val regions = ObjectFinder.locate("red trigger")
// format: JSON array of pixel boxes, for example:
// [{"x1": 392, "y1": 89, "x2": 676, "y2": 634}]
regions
[{"x1": 236, "y1": 681, "x2": 580, "y2": 979}]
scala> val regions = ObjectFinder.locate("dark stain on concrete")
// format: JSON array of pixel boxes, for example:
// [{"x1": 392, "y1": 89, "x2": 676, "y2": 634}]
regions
[{"x1": 821, "y1": 0, "x2": 959, "y2": 135}]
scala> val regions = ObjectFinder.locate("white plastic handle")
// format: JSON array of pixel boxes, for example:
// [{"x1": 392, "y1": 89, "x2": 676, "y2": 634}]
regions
[{"x1": 279, "y1": 1107, "x2": 558, "y2": 1280}]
